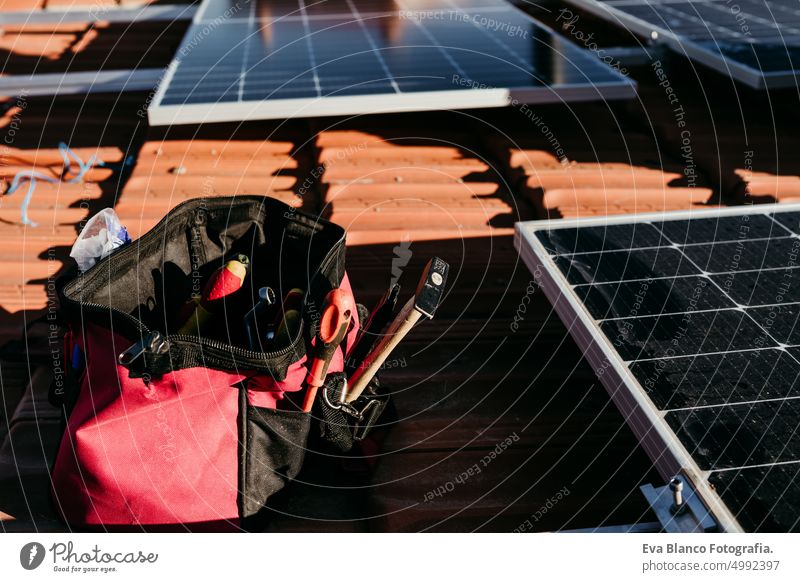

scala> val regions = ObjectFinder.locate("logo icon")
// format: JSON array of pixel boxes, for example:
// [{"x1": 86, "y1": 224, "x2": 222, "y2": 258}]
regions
[{"x1": 20, "y1": 542, "x2": 46, "y2": 570}]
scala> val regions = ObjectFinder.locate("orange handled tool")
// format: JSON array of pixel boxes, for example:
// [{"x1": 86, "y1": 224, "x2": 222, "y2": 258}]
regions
[{"x1": 302, "y1": 287, "x2": 355, "y2": 412}]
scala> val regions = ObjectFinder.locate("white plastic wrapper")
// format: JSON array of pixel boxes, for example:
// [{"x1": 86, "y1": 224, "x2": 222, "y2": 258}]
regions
[{"x1": 69, "y1": 208, "x2": 131, "y2": 272}]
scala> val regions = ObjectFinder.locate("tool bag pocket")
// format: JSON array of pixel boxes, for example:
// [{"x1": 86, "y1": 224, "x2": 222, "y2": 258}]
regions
[
  {"x1": 51, "y1": 196, "x2": 353, "y2": 529},
  {"x1": 315, "y1": 373, "x2": 390, "y2": 453}
]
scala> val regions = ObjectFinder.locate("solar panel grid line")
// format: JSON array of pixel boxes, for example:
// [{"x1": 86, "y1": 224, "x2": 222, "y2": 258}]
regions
[
  {"x1": 147, "y1": 0, "x2": 257, "y2": 117},
  {"x1": 394, "y1": 0, "x2": 469, "y2": 78},
  {"x1": 601, "y1": 0, "x2": 798, "y2": 33},
  {"x1": 344, "y1": 0, "x2": 402, "y2": 93},
  {"x1": 562, "y1": 0, "x2": 800, "y2": 88},
  {"x1": 713, "y1": 458, "x2": 800, "y2": 473},
  {"x1": 193, "y1": 6, "x2": 508, "y2": 24},
  {"x1": 299, "y1": 0, "x2": 324, "y2": 97},
  {"x1": 687, "y1": 1, "x2": 800, "y2": 40},
  {"x1": 583, "y1": 206, "x2": 799, "y2": 518},
  {"x1": 569, "y1": 263, "x2": 800, "y2": 289},
  {"x1": 148, "y1": 0, "x2": 635, "y2": 124},
  {"x1": 439, "y1": 0, "x2": 531, "y2": 69},
  {"x1": 677, "y1": 400, "x2": 800, "y2": 475},
  {"x1": 341, "y1": 4, "x2": 525, "y2": 88},
  {"x1": 656, "y1": 3, "x2": 750, "y2": 41},
  {"x1": 642, "y1": 216, "x2": 798, "y2": 364},
  {"x1": 765, "y1": 0, "x2": 800, "y2": 18},
  {"x1": 707, "y1": 0, "x2": 800, "y2": 35},
  {"x1": 666, "y1": 393, "x2": 800, "y2": 414},
  {"x1": 517, "y1": 202, "x2": 800, "y2": 532},
  {"x1": 515, "y1": 220, "x2": 746, "y2": 532},
  {"x1": 663, "y1": 378, "x2": 800, "y2": 415},
  {"x1": 629, "y1": 344, "x2": 791, "y2": 363},
  {"x1": 238, "y1": 0, "x2": 257, "y2": 101}
]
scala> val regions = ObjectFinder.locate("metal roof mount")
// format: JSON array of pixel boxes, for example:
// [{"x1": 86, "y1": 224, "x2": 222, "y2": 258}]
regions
[{"x1": 564, "y1": 474, "x2": 719, "y2": 533}]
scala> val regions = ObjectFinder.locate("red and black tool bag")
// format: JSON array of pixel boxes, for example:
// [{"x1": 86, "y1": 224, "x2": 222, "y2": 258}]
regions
[{"x1": 51, "y1": 196, "x2": 363, "y2": 529}]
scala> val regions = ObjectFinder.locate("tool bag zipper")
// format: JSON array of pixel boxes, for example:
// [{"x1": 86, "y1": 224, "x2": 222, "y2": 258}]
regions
[
  {"x1": 82, "y1": 295, "x2": 307, "y2": 377},
  {"x1": 59, "y1": 197, "x2": 345, "y2": 378}
]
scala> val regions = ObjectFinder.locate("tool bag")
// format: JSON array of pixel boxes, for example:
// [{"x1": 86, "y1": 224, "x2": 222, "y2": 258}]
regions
[{"x1": 51, "y1": 196, "x2": 387, "y2": 529}]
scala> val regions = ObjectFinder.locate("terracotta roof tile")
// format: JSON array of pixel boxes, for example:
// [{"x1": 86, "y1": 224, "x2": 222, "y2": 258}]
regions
[
  {"x1": 0, "y1": 92, "x2": 146, "y2": 342},
  {"x1": 2, "y1": 8, "x2": 799, "y2": 530},
  {"x1": 0, "y1": 20, "x2": 188, "y2": 75}
]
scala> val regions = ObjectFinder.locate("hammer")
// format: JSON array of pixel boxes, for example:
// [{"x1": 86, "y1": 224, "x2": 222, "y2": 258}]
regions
[{"x1": 345, "y1": 257, "x2": 449, "y2": 403}]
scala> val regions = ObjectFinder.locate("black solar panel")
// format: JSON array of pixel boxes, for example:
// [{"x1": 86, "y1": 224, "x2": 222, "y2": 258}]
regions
[
  {"x1": 148, "y1": 0, "x2": 634, "y2": 125},
  {"x1": 563, "y1": 0, "x2": 800, "y2": 88},
  {"x1": 516, "y1": 205, "x2": 800, "y2": 532}
]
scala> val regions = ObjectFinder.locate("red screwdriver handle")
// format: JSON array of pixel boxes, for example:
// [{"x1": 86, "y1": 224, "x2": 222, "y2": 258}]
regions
[{"x1": 303, "y1": 288, "x2": 354, "y2": 411}]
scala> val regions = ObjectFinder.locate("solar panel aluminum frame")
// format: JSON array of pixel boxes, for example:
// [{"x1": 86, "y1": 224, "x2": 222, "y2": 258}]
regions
[
  {"x1": 562, "y1": 0, "x2": 797, "y2": 89},
  {"x1": 148, "y1": 81, "x2": 637, "y2": 125},
  {"x1": 146, "y1": 0, "x2": 637, "y2": 126},
  {"x1": 514, "y1": 203, "x2": 800, "y2": 533},
  {"x1": 0, "y1": 4, "x2": 197, "y2": 25}
]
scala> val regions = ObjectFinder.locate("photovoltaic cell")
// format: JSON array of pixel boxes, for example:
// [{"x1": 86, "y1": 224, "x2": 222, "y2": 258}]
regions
[
  {"x1": 683, "y1": 237, "x2": 800, "y2": 273},
  {"x1": 148, "y1": 0, "x2": 635, "y2": 125},
  {"x1": 516, "y1": 204, "x2": 800, "y2": 532},
  {"x1": 562, "y1": 0, "x2": 800, "y2": 88},
  {"x1": 710, "y1": 465, "x2": 800, "y2": 532},
  {"x1": 749, "y1": 304, "x2": 800, "y2": 344},
  {"x1": 631, "y1": 348, "x2": 800, "y2": 409},
  {"x1": 536, "y1": 222, "x2": 667, "y2": 254},
  {"x1": 575, "y1": 276, "x2": 735, "y2": 319},
  {"x1": 711, "y1": 268, "x2": 800, "y2": 306},
  {"x1": 666, "y1": 399, "x2": 800, "y2": 469},
  {"x1": 600, "y1": 308, "x2": 775, "y2": 360},
  {"x1": 553, "y1": 247, "x2": 699, "y2": 284}
]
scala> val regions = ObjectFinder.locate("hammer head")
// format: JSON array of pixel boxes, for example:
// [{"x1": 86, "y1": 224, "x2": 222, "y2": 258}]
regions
[{"x1": 414, "y1": 257, "x2": 449, "y2": 318}]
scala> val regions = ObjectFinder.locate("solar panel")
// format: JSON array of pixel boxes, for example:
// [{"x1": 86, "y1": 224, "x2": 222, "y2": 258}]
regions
[
  {"x1": 147, "y1": 0, "x2": 635, "y2": 125},
  {"x1": 515, "y1": 204, "x2": 800, "y2": 532},
  {"x1": 562, "y1": 0, "x2": 800, "y2": 88}
]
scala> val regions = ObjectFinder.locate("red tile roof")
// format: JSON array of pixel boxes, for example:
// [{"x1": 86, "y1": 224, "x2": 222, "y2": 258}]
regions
[
  {"x1": 1, "y1": 1, "x2": 798, "y2": 531},
  {"x1": 0, "y1": 17, "x2": 187, "y2": 75}
]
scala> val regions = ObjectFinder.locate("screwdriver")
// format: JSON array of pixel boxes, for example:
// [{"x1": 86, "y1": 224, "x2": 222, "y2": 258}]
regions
[
  {"x1": 302, "y1": 287, "x2": 355, "y2": 412},
  {"x1": 244, "y1": 286, "x2": 276, "y2": 351}
]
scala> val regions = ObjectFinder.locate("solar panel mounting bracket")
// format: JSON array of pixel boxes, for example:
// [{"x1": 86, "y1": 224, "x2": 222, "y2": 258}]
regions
[{"x1": 641, "y1": 472, "x2": 719, "y2": 533}]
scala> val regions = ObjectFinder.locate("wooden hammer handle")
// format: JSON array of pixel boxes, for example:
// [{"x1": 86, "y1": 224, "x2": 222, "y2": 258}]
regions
[{"x1": 345, "y1": 297, "x2": 421, "y2": 403}]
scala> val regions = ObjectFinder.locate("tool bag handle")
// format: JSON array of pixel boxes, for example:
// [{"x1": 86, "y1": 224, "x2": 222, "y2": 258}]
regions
[{"x1": 58, "y1": 196, "x2": 347, "y2": 380}]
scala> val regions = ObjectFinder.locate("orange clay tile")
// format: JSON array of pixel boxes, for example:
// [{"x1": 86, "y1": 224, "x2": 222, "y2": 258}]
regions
[{"x1": 0, "y1": 13, "x2": 798, "y2": 531}]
